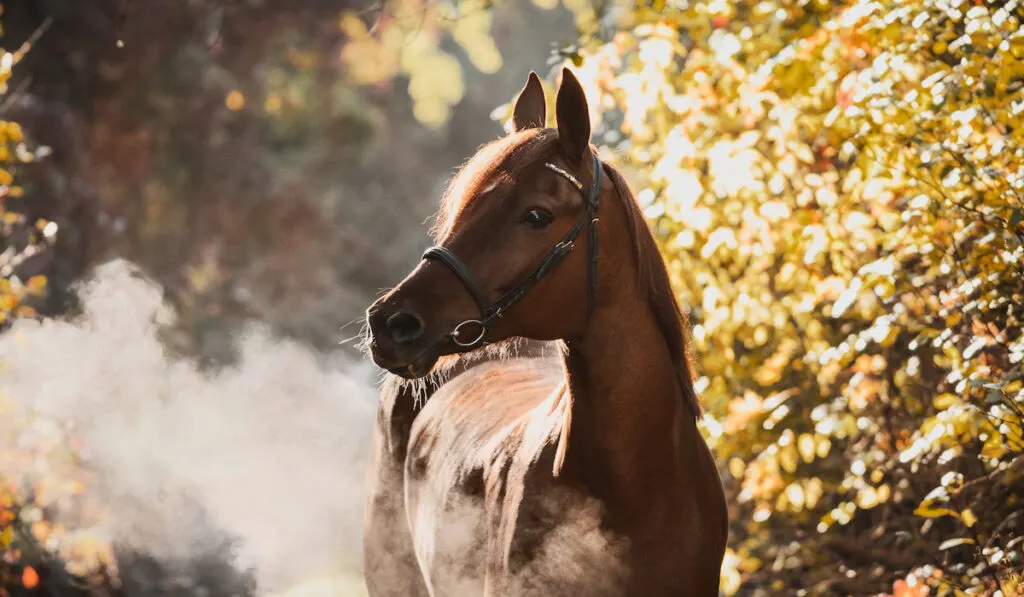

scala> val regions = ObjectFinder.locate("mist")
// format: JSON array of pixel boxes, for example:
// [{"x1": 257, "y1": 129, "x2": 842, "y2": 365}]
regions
[{"x1": 0, "y1": 259, "x2": 379, "y2": 596}]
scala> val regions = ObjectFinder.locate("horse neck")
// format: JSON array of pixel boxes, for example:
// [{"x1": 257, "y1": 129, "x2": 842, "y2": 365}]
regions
[{"x1": 558, "y1": 269, "x2": 698, "y2": 519}]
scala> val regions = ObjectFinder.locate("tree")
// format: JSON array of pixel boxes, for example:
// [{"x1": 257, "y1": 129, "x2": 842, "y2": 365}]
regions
[
  {"x1": 537, "y1": 0, "x2": 1024, "y2": 594},
  {"x1": 0, "y1": 9, "x2": 53, "y2": 331}
]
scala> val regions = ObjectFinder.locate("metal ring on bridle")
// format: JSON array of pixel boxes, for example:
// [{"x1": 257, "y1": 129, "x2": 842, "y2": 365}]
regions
[{"x1": 451, "y1": 319, "x2": 487, "y2": 347}]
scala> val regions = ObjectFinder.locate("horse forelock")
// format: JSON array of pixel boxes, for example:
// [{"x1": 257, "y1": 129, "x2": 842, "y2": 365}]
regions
[{"x1": 432, "y1": 129, "x2": 558, "y2": 242}]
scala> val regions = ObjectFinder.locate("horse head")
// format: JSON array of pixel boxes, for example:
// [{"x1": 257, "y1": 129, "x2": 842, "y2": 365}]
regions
[{"x1": 365, "y1": 69, "x2": 622, "y2": 379}]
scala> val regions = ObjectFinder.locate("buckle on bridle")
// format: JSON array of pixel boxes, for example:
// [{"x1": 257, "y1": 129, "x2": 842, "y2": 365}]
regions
[{"x1": 450, "y1": 319, "x2": 487, "y2": 347}]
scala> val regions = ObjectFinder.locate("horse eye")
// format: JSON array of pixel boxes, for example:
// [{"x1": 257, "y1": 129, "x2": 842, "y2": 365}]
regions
[{"x1": 521, "y1": 208, "x2": 554, "y2": 230}]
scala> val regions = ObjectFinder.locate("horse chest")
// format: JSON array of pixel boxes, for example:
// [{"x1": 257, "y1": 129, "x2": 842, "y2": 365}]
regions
[
  {"x1": 405, "y1": 447, "x2": 629, "y2": 597},
  {"x1": 402, "y1": 391, "x2": 631, "y2": 597}
]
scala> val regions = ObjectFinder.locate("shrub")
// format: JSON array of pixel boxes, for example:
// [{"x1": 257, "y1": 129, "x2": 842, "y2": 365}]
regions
[{"x1": 553, "y1": 0, "x2": 1024, "y2": 593}]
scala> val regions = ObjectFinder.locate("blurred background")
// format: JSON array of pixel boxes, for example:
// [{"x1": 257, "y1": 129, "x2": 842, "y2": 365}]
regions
[{"x1": 0, "y1": 0, "x2": 1022, "y2": 596}]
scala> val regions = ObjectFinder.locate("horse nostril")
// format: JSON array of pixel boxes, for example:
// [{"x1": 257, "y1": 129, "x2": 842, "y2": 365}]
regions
[{"x1": 385, "y1": 311, "x2": 425, "y2": 344}]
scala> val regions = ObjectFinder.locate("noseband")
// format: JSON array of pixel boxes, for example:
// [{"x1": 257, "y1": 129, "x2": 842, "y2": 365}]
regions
[{"x1": 421, "y1": 152, "x2": 603, "y2": 348}]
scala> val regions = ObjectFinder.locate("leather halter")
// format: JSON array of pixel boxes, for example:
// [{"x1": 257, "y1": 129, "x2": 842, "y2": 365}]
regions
[{"x1": 422, "y1": 152, "x2": 603, "y2": 348}]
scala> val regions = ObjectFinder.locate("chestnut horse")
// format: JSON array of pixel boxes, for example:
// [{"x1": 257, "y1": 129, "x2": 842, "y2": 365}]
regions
[{"x1": 363, "y1": 69, "x2": 728, "y2": 596}]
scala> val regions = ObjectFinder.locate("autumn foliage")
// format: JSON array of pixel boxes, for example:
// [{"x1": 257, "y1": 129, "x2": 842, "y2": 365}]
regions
[
  {"x1": 0, "y1": 6, "x2": 111, "y2": 595},
  {"x1": 541, "y1": 0, "x2": 1024, "y2": 594},
  {"x1": 0, "y1": 22, "x2": 52, "y2": 329}
]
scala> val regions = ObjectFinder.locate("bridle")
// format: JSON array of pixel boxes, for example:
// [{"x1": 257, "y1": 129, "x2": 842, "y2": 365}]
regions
[{"x1": 421, "y1": 152, "x2": 603, "y2": 348}]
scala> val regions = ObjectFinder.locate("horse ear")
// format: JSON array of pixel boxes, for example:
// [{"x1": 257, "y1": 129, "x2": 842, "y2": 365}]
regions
[
  {"x1": 512, "y1": 72, "x2": 547, "y2": 132},
  {"x1": 555, "y1": 67, "x2": 591, "y2": 162}
]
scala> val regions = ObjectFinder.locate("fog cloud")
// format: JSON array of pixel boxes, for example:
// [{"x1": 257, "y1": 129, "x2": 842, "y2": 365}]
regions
[{"x1": 0, "y1": 259, "x2": 378, "y2": 596}]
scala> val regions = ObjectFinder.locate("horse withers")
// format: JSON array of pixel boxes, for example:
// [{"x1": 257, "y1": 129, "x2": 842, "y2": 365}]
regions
[{"x1": 362, "y1": 68, "x2": 728, "y2": 597}]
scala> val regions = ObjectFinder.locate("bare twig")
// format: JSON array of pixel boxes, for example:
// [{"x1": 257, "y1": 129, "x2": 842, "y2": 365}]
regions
[
  {"x1": 0, "y1": 75, "x2": 33, "y2": 115},
  {"x1": 0, "y1": 17, "x2": 53, "y2": 117},
  {"x1": 956, "y1": 453, "x2": 1024, "y2": 494},
  {"x1": 117, "y1": 0, "x2": 132, "y2": 46},
  {"x1": 13, "y1": 16, "x2": 54, "y2": 62}
]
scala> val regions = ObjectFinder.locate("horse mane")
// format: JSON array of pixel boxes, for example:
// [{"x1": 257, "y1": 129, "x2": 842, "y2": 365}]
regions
[
  {"x1": 601, "y1": 160, "x2": 703, "y2": 419},
  {"x1": 421, "y1": 127, "x2": 702, "y2": 419}
]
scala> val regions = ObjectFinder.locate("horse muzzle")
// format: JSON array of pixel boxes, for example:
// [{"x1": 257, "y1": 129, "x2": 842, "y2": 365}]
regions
[{"x1": 365, "y1": 303, "x2": 444, "y2": 379}]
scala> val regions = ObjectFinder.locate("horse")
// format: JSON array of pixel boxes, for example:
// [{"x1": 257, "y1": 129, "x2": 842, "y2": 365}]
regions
[{"x1": 362, "y1": 68, "x2": 729, "y2": 597}]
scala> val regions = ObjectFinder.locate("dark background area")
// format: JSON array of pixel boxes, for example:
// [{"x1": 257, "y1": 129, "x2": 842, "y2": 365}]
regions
[{"x1": 1, "y1": 0, "x2": 573, "y2": 364}]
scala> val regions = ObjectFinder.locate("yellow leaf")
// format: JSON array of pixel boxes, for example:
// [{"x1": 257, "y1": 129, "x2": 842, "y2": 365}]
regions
[
  {"x1": 982, "y1": 433, "x2": 1008, "y2": 459},
  {"x1": 6, "y1": 122, "x2": 22, "y2": 143},
  {"x1": 338, "y1": 13, "x2": 369, "y2": 38},
  {"x1": 879, "y1": 324, "x2": 901, "y2": 347},
  {"x1": 933, "y1": 393, "x2": 959, "y2": 409},
  {"x1": 728, "y1": 457, "x2": 745, "y2": 478},
  {"x1": 805, "y1": 478, "x2": 824, "y2": 508},
  {"x1": 0, "y1": 293, "x2": 17, "y2": 311},
  {"x1": 779, "y1": 443, "x2": 799, "y2": 473},
  {"x1": 816, "y1": 436, "x2": 831, "y2": 459},
  {"x1": 30, "y1": 520, "x2": 50, "y2": 541},
  {"x1": 225, "y1": 90, "x2": 245, "y2": 111},
  {"x1": 960, "y1": 508, "x2": 977, "y2": 528},
  {"x1": 857, "y1": 486, "x2": 880, "y2": 509},
  {"x1": 797, "y1": 433, "x2": 816, "y2": 463},
  {"x1": 914, "y1": 505, "x2": 958, "y2": 518},
  {"x1": 26, "y1": 275, "x2": 46, "y2": 294}
]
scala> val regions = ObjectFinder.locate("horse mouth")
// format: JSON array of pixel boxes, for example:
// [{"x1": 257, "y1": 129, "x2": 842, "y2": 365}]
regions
[
  {"x1": 386, "y1": 360, "x2": 434, "y2": 379},
  {"x1": 387, "y1": 364, "x2": 427, "y2": 379},
  {"x1": 378, "y1": 347, "x2": 439, "y2": 380}
]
